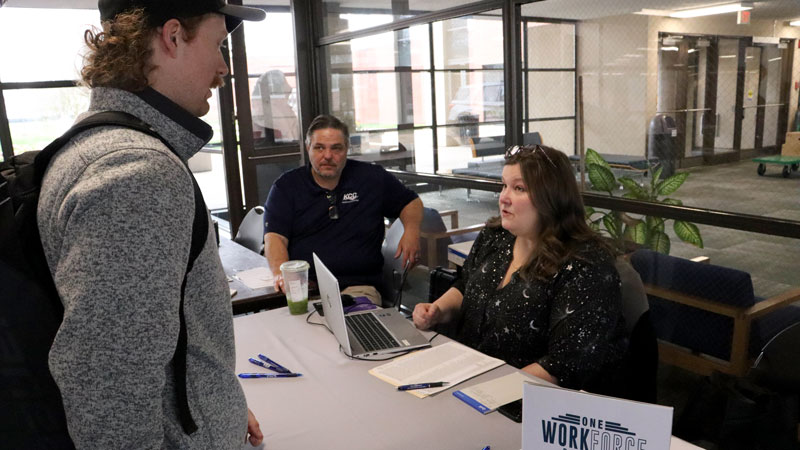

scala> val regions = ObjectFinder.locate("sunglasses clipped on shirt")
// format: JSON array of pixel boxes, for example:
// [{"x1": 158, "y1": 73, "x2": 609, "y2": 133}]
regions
[
  {"x1": 505, "y1": 144, "x2": 557, "y2": 169},
  {"x1": 326, "y1": 192, "x2": 339, "y2": 220}
]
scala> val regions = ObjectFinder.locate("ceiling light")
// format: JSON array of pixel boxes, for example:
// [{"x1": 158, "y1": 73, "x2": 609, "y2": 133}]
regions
[
  {"x1": 635, "y1": 9, "x2": 672, "y2": 16},
  {"x1": 670, "y1": 2, "x2": 753, "y2": 19}
]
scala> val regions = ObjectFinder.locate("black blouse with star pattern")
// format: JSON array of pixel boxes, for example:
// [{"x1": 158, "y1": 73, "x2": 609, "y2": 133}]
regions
[{"x1": 451, "y1": 226, "x2": 628, "y2": 390}]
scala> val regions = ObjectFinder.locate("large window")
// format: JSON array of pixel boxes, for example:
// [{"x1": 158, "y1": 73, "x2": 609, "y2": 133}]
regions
[
  {"x1": 0, "y1": 7, "x2": 96, "y2": 157},
  {"x1": 316, "y1": 0, "x2": 469, "y2": 36},
  {"x1": 523, "y1": 20, "x2": 576, "y2": 154},
  {"x1": 321, "y1": 9, "x2": 505, "y2": 174}
]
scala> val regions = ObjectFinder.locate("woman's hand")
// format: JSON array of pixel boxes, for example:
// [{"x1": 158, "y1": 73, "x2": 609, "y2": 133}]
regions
[{"x1": 413, "y1": 302, "x2": 442, "y2": 330}]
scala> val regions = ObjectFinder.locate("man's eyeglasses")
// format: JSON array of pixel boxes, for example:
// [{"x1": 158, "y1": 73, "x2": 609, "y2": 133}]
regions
[
  {"x1": 505, "y1": 145, "x2": 557, "y2": 169},
  {"x1": 327, "y1": 193, "x2": 339, "y2": 220}
]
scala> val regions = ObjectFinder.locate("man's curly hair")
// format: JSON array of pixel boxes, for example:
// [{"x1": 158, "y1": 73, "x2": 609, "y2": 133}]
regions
[{"x1": 81, "y1": 8, "x2": 203, "y2": 91}]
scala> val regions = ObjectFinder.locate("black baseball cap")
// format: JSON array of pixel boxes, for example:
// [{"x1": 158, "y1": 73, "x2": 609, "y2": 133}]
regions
[{"x1": 98, "y1": 0, "x2": 266, "y2": 32}]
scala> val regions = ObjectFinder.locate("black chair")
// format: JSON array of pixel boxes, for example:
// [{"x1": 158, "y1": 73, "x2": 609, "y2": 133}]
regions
[
  {"x1": 233, "y1": 206, "x2": 265, "y2": 254},
  {"x1": 750, "y1": 322, "x2": 800, "y2": 393},
  {"x1": 382, "y1": 207, "x2": 482, "y2": 312},
  {"x1": 613, "y1": 257, "x2": 658, "y2": 404}
]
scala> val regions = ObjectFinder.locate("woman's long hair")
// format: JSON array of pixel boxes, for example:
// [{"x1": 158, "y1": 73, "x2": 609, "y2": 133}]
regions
[
  {"x1": 81, "y1": 8, "x2": 204, "y2": 91},
  {"x1": 487, "y1": 144, "x2": 611, "y2": 280}
]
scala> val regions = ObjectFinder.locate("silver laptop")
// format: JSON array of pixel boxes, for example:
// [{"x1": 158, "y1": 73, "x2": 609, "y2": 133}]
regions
[{"x1": 312, "y1": 253, "x2": 430, "y2": 357}]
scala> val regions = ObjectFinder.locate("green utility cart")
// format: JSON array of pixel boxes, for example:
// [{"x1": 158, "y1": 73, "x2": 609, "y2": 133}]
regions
[{"x1": 752, "y1": 155, "x2": 800, "y2": 178}]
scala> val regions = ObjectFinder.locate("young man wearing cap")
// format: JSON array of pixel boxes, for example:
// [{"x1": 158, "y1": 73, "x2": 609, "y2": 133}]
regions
[{"x1": 37, "y1": 1, "x2": 265, "y2": 447}]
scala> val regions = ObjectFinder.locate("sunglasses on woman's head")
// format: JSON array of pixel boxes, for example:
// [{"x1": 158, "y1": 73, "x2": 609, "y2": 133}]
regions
[{"x1": 505, "y1": 145, "x2": 557, "y2": 169}]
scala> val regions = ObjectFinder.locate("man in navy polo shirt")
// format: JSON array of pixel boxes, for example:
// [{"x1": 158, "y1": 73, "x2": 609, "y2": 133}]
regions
[{"x1": 264, "y1": 114, "x2": 423, "y2": 304}]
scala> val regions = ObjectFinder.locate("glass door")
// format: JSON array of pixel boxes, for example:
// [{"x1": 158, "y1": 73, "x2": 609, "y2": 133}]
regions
[
  {"x1": 713, "y1": 38, "x2": 739, "y2": 153},
  {"x1": 740, "y1": 46, "x2": 760, "y2": 150},
  {"x1": 759, "y1": 44, "x2": 784, "y2": 149}
]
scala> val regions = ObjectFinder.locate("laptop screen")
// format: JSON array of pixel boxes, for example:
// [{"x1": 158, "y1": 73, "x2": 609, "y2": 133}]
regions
[{"x1": 312, "y1": 253, "x2": 352, "y2": 355}]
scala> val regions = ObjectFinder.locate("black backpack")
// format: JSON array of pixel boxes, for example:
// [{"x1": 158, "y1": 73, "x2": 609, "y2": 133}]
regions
[{"x1": 0, "y1": 111, "x2": 207, "y2": 448}]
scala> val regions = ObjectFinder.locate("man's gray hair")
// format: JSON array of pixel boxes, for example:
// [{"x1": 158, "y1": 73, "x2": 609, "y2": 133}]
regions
[{"x1": 305, "y1": 114, "x2": 349, "y2": 148}]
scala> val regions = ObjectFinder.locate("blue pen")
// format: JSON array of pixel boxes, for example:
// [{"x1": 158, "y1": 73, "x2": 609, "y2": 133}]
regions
[
  {"x1": 248, "y1": 357, "x2": 283, "y2": 373},
  {"x1": 238, "y1": 373, "x2": 302, "y2": 378},
  {"x1": 481, "y1": 446, "x2": 490, "y2": 450},
  {"x1": 257, "y1": 354, "x2": 290, "y2": 373},
  {"x1": 397, "y1": 382, "x2": 448, "y2": 391}
]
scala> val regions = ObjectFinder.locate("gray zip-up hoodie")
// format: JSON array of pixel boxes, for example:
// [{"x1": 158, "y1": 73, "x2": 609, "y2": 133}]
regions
[{"x1": 37, "y1": 87, "x2": 247, "y2": 449}]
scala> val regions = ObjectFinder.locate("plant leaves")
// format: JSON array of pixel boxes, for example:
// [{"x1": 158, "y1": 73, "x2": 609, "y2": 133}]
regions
[
  {"x1": 603, "y1": 212, "x2": 622, "y2": 239},
  {"x1": 660, "y1": 198, "x2": 684, "y2": 206},
  {"x1": 648, "y1": 231, "x2": 671, "y2": 254},
  {"x1": 624, "y1": 221, "x2": 647, "y2": 245},
  {"x1": 587, "y1": 163, "x2": 617, "y2": 193},
  {"x1": 586, "y1": 148, "x2": 611, "y2": 170},
  {"x1": 674, "y1": 220, "x2": 704, "y2": 248},
  {"x1": 657, "y1": 172, "x2": 689, "y2": 196},
  {"x1": 618, "y1": 177, "x2": 648, "y2": 199},
  {"x1": 651, "y1": 165, "x2": 663, "y2": 190},
  {"x1": 646, "y1": 215, "x2": 664, "y2": 233}
]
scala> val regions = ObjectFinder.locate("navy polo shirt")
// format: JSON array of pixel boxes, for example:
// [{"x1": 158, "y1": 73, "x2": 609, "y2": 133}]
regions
[{"x1": 264, "y1": 159, "x2": 418, "y2": 289}]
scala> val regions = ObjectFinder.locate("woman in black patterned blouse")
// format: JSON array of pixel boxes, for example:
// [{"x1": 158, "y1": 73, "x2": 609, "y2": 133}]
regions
[{"x1": 413, "y1": 145, "x2": 627, "y2": 391}]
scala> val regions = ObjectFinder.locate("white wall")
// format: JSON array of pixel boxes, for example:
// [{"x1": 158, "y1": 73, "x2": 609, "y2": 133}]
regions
[{"x1": 577, "y1": 14, "x2": 650, "y2": 156}]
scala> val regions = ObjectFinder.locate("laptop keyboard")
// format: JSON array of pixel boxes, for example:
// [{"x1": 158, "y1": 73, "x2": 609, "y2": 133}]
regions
[{"x1": 345, "y1": 313, "x2": 400, "y2": 352}]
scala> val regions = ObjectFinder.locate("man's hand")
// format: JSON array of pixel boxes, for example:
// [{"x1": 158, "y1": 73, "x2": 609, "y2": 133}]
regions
[
  {"x1": 246, "y1": 408, "x2": 263, "y2": 446},
  {"x1": 273, "y1": 273, "x2": 285, "y2": 293},
  {"x1": 394, "y1": 229, "x2": 420, "y2": 269},
  {"x1": 265, "y1": 232, "x2": 289, "y2": 293},
  {"x1": 395, "y1": 198, "x2": 423, "y2": 269}
]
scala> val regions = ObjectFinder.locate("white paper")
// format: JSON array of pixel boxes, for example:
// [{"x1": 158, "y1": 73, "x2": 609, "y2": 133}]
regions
[
  {"x1": 235, "y1": 267, "x2": 273, "y2": 289},
  {"x1": 369, "y1": 341, "x2": 504, "y2": 398},
  {"x1": 454, "y1": 371, "x2": 531, "y2": 413}
]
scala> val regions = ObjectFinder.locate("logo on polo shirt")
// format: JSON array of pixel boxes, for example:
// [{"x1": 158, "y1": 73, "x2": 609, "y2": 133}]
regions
[{"x1": 342, "y1": 192, "x2": 359, "y2": 203}]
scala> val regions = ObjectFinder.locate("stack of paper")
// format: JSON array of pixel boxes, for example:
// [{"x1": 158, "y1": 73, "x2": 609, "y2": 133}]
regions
[
  {"x1": 369, "y1": 341, "x2": 504, "y2": 398},
  {"x1": 453, "y1": 371, "x2": 531, "y2": 414}
]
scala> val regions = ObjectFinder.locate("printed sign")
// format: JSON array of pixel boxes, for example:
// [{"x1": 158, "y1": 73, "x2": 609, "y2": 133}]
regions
[{"x1": 522, "y1": 383, "x2": 673, "y2": 450}]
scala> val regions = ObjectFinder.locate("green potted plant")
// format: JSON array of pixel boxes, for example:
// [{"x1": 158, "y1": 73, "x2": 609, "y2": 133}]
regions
[{"x1": 583, "y1": 148, "x2": 703, "y2": 254}]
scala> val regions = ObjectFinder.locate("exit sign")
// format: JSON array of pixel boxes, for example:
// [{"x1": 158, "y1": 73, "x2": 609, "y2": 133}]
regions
[{"x1": 738, "y1": 10, "x2": 751, "y2": 24}]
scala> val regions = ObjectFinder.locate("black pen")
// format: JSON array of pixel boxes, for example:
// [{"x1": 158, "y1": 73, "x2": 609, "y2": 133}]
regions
[{"x1": 397, "y1": 381, "x2": 448, "y2": 391}]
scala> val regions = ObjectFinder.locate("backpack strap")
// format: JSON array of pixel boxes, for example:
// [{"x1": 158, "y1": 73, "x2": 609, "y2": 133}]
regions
[{"x1": 38, "y1": 111, "x2": 205, "y2": 435}]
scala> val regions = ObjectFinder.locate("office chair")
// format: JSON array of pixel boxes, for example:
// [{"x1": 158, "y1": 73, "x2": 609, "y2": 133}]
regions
[
  {"x1": 380, "y1": 219, "x2": 408, "y2": 311},
  {"x1": 750, "y1": 322, "x2": 800, "y2": 393},
  {"x1": 613, "y1": 257, "x2": 658, "y2": 404},
  {"x1": 233, "y1": 206, "x2": 265, "y2": 255}
]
